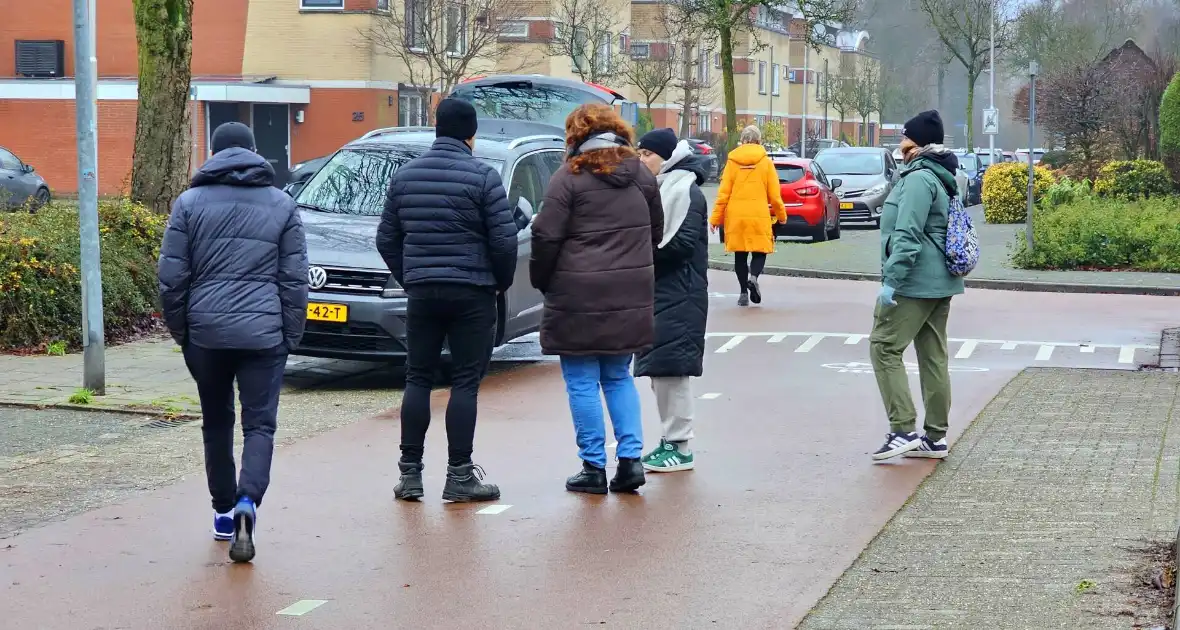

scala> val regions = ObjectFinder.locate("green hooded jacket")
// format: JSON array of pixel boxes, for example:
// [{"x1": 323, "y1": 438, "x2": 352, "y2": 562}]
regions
[{"x1": 878, "y1": 153, "x2": 966, "y2": 299}]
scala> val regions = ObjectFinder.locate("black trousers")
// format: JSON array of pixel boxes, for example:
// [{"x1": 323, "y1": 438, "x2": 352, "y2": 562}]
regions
[
  {"x1": 401, "y1": 284, "x2": 497, "y2": 466},
  {"x1": 734, "y1": 252, "x2": 766, "y2": 292},
  {"x1": 183, "y1": 344, "x2": 286, "y2": 514}
]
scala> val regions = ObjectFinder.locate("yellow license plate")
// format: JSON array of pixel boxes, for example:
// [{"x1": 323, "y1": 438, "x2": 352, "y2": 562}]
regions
[
  {"x1": 307, "y1": 302, "x2": 348, "y2": 323},
  {"x1": 840, "y1": 202, "x2": 854, "y2": 210}
]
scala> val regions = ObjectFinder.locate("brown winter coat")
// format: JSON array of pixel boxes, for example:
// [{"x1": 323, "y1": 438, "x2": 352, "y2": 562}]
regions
[{"x1": 529, "y1": 157, "x2": 664, "y2": 356}]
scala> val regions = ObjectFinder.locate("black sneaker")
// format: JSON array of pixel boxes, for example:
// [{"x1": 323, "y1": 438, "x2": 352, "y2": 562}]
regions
[
  {"x1": 566, "y1": 461, "x2": 608, "y2": 494},
  {"x1": 748, "y1": 277, "x2": 762, "y2": 304},
  {"x1": 872, "y1": 432, "x2": 922, "y2": 461},
  {"x1": 609, "y1": 457, "x2": 646, "y2": 493},
  {"x1": 904, "y1": 436, "x2": 949, "y2": 459},
  {"x1": 441, "y1": 463, "x2": 500, "y2": 502},
  {"x1": 393, "y1": 460, "x2": 424, "y2": 501}
]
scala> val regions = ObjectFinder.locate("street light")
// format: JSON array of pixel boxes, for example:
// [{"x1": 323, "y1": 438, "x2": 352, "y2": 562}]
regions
[
  {"x1": 988, "y1": 0, "x2": 995, "y2": 165},
  {"x1": 1026, "y1": 61, "x2": 1039, "y2": 251}
]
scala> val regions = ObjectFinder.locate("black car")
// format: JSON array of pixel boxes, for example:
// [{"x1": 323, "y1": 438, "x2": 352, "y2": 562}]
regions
[
  {"x1": 283, "y1": 155, "x2": 330, "y2": 197},
  {"x1": 686, "y1": 138, "x2": 720, "y2": 182},
  {"x1": 955, "y1": 151, "x2": 983, "y2": 206}
]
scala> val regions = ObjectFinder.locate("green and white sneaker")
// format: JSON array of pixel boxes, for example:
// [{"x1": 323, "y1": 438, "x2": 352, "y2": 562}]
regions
[{"x1": 641, "y1": 440, "x2": 695, "y2": 472}]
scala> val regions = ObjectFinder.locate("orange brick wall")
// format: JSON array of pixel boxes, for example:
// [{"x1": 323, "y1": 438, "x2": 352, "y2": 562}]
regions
[{"x1": 291, "y1": 88, "x2": 397, "y2": 162}]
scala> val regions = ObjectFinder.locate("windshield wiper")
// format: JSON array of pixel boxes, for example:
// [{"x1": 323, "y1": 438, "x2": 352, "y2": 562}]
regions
[{"x1": 297, "y1": 202, "x2": 329, "y2": 213}]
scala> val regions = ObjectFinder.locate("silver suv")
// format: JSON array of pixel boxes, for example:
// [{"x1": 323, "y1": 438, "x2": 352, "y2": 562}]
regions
[
  {"x1": 291, "y1": 121, "x2": 564, "y2": 360},
  {"x1": 813, "y1": 147, "x2": 898, "y2": 228}
]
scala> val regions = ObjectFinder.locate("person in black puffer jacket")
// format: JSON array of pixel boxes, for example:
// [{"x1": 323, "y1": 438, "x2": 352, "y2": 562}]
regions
[
  {"x1": 634, "y1": 130, "x2": 709, "y2": 474},
  {"x1": 158, "y1": 121, "x2": 309, "y2": 564},
  {"x1": 376, "y1": 98, "x2": 518, "y2": 504}
]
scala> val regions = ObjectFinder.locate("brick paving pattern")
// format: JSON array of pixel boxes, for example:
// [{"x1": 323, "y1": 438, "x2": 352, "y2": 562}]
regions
[{"x1": 798, "y1": 368, "x2": 1180, "y2": 629}]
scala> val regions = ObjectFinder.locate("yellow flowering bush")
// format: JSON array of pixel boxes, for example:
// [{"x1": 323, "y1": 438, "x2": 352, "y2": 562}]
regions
[
  {"x1": 0, "y1": 199, "x2": 165, "y2": 350},
  {"x1": 981, "y1": 162, "x2": 1056, "y2": 224},
  {"x1": 1092, "y1": 159, "x2": 1174, "y2": 200}
]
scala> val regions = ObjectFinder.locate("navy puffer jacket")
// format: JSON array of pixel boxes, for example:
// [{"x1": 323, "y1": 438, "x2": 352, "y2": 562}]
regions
[
  {"x1": 158, "y1": 148, "x2": 309, "y2": 351},
  {"x1": 376, "y1": 137, "x2": 517, "y2": 291}
]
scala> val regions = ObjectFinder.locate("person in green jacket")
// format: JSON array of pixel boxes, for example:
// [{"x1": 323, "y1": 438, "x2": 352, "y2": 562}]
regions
[{"x1": 870, "y1": 110, "x2": 965, "y2": 462}]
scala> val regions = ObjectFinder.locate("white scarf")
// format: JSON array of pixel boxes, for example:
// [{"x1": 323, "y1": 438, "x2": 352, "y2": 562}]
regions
[{"x1": 655, "y1": 141, "x2": 697, "y2": 248}]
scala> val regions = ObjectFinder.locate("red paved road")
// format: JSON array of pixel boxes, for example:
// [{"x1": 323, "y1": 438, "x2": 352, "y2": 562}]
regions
[{"x1": 2, "y1": 273, "x2": 1174, "y2": 629}]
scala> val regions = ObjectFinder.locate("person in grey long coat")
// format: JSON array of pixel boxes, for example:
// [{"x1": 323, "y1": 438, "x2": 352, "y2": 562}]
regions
[
  {"x1": 158, "y1": 122, "x2": 308, "y2": 564},
  {"x1": 634, "y1": 130, "x2": 709, "y2": 473}
]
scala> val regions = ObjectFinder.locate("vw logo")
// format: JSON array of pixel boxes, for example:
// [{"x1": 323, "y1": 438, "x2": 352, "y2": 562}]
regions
[
  {"x1": 836, "y1": 190, "x2": 845, "y2": 198},
  {"x1": 308, "y1": 266, "x2": 328, "y2": 290}
]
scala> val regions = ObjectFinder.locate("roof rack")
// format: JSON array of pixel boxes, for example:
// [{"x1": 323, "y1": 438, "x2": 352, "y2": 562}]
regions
[
  {"x1": 360, "y1": 126, "x2": 434, "y2": 140},
  {"x1": 506, "y1": 134, "x2": 563, "y2": 150}
]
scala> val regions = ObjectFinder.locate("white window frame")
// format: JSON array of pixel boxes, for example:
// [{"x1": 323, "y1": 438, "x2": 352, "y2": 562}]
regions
[
  {"x1": 300, "y1": 0, "x2": 344, "y2": 9},
  {"x1": 595, "y1": 31, "x2": 613, "y2": 74},
  {"x1": 399, "y1": 93, "x2": 426, "y2": 127},
  {"x1": 713, "y1": 53, "x2": 721, "y2": 69},
  {"x1": 499, "y1": 20, "x2": 529, "y2": 38},
  {"x1": 445, "y1": 2, "x2": 468, "y2": 55},
  {"x1": 771, "y1": 63, "x2": 780, "y2": 95},
  {"x1": 630, "y1": 43, "x2": 651, "y2": 59},
  {"x1": 758, "y1": 60, "x2": 767, "y2": 94},
  {"x1": 376, "y1": 0, "x2": 390, "y2": 9},
  {"x1": 405, "y1": 0, "x2": 427, "y2": 50}
]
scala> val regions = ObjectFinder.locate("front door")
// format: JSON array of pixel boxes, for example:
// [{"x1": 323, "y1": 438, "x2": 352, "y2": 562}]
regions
[
  {"x1": 501, "y1": 149, "x2": 563, "y2": 340},
  {"x1": 251, "y1": 104, "x2": 290, "y2": 188}
]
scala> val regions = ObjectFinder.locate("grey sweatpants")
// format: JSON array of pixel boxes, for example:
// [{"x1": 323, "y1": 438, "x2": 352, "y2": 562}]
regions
[{"x1": 650, "y1": 376, "x2": 695, "y2": 444}]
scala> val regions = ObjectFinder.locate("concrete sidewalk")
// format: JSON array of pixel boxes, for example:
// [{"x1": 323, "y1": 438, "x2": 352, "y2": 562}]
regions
[{"x1": 798, "y1": 368, "x2": 1180, "y2": 629}]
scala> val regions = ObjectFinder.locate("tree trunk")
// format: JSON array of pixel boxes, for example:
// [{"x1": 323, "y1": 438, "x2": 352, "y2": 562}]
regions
[
  {"x1": 719, "y1": 22, "x2": 738, "y2": 149},
  {"x1": 936, "y1": 65, "x2": 945, "y2": 114},
  {"x1": 964, "y1": 77, "x2": 976, "y2": 151},
  {"x1": 131, "y1": 0, "x2": 194, "y2": 214}
]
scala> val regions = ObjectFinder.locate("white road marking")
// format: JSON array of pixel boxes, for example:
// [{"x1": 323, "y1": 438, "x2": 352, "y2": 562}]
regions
[
  {"x1": 476, "y1": 504, "x2": 513, "y2": 515},
  {"x1": 824, "y1": 362, "x2": 989, "y2": 374},
  {"x1": 715, "y1": 335, "x2": 748, "y2": 353},
  {"x1": 844, "y1": 335, "x2": 866, "y2": 345},
  {"x1": 1118, "y1": 346, "x2": 1138, "y2": 364},
  {"x1": 276, "y1": 600, "x2": 328, "y2": 616},
  {"x1": 1035, "y1": 345, "x2": 1055, "y2": 361},
  {"x1": 768, "y1": 334, "x2": 787, "y2": 343},
  {"x1": 1080, "y1": 345, "x2": 1096, "y2": 353},
  {"x1": 955, "y1": 340, "x2": 978, "y2": 359},
  {"x1": 794, "y1": 335, "x2": 825, "y2": 353},
  {"x1": 699, "y1": 392, "x2": 721, "y2": 400},
  {"x1": 1000, "y1": 342, "x2": 1018, "y2": 350}
]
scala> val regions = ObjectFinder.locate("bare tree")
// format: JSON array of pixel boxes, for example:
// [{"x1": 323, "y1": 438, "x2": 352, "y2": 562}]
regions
[
  {"x1": 620, "y1": 3, "x2": 679, "y2": 121},
  {"x1": 1009, "y1": 0, "x2": 1140, "y2": 75},
  {"x1": 549, "y1": 0, "x2": 630, "y2": 85},
  {"x1": 849, "y1": 60, "x2": 880, "y2": 145},
  {"x1": 916, "y1": 0, "x2": 1016, "y2": 150},
  {"x1": 819, "y1": 64, "x2": 857, "y2": 139},
  {"x1": 361, "y1": 0, "x2": 531, "y2": 123},
  {"x1": 673, "y1": 37, "x2": 719, "y2": 138},
  {"x1": 1014, "y1": 63, "x2": 1108, "y2": 179}
]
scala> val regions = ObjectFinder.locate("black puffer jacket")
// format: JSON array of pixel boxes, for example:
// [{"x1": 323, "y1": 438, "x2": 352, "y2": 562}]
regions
[
  {"x1": 376, "y1": 137, "x2": 517, "y2": 291},
  {"x1": 158, "y1": 148, "x2": 309, "y2": 351},
  {"x1": 635, "y1": 154, "x2": 709, "y2": 377}
]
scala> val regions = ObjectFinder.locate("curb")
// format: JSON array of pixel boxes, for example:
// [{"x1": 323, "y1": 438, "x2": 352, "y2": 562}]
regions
[
  {"x1": 707, "y1": 260, "x2": 1180, "y2": 296},
  {"x1": 0, "y1": 400, "x2": 201, "y2": 420}
]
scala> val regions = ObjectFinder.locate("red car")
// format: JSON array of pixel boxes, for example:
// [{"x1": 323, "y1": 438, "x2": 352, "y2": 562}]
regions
[{"x1": 772, "y1": 158, "x2": 842, "y2": 243}]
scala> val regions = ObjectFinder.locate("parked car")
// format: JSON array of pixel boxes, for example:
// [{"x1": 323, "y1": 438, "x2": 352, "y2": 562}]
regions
[
  {"x1": 0, "y1": 145, "x2": 50, "y2": 209},
  {"x1": 954, "y1": 151, "x2": 983, "y2": 206},
  {"x1": 1015, "y1": 148, "x2": 1046, "y2": 164},
  {"x1": 788, "y1": 138, "x2": 850, "y2": 159},
  {"x1": 812, "y1": 147, "x2": 898, "y2": 228},
  {"x1": 450, "y1": 74, "x2": 628, "y2": 130},
  {"x1": 686, "y1": 138, "x2": 720, "y2": 181},
  {"x1": 766, "y1": 147, "x2": 799, "y2": 160},
  {"x1": 771, "y1": 158, "x2": 842, "y2": 242},
  {"x1": 283, "y1": 155, "x2": 329, "y2": 197}
]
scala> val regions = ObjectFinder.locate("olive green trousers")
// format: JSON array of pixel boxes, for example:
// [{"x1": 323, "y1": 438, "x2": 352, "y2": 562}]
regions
[{"x1": 869, "y1": 296, "x2": 953, "y2": 441}]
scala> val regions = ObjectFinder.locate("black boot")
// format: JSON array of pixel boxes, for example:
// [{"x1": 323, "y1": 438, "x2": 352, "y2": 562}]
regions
[
  {"x1": 609, "y1": 458, "x2": 646, "y2": 493},
  {"x1": 565, "y1": 461, "x2": 608, "y2": 494},
  {"x1": 441, "y1": 463, "x2": 500, "y2": 503},
  {"x1": 393, "y1": 460, "x2": 424, "y2": 501}
]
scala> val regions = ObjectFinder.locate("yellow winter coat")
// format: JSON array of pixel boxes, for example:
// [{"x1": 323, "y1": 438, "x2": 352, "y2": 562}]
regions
[{"x1": 709, "y1": 143, "x2": 786, "y2": 253}]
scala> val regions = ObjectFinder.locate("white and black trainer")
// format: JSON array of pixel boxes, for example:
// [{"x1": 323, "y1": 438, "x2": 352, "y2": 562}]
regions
[
  {"x1": 872, "y1": 432, "x2": 922, "y2": 461},
  {"x1": 904, "y1": 436, "x2": 949, "y2": 459}
]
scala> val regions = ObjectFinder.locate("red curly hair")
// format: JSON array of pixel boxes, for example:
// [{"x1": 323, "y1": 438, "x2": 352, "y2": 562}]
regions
[{"x1": 564, "y1": 103, "x2": 636, "y2": 175}]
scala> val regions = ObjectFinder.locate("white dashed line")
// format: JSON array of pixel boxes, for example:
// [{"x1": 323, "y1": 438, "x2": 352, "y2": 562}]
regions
[
  {"x1": 1118, "y1": 346, "x2": 1138, "y2": 364},
  {"x1": 1000, "y1": 341, "x2": 1018, "y2": 350},
  {"x1": 476, "y1": 504, "x2": 513, "y2": 515},
  {"x1": 277, "y1": 600, "x2": 328, "y2": 616},
  {"x1": 1081, "y1": 345, "x2": 1096, "y2": 353},
  {"x1": 714, "y1": 335, "x2": 748, "y2": 353},
  {"x1": 607, "y1": 441, "x2": 617, "y2": 449},
  {"x1": 794, "y1": 335, "x2": 825, "y2": 353},
  {"x1": 1035, "y1": 345, "x2": 1056, "y2": 361},
  {"x1": 955, "y1": 340, "x2": 977, "y2": 359},
  {"x1": 844, "y1": 335, "x2": 866, "y2": 345},
  {"x1": 699, "y1": 392, "x2": 721, "y2": 400},
  {"x1": 768, "y1": 334, "x2": 787, "y2": 343}
]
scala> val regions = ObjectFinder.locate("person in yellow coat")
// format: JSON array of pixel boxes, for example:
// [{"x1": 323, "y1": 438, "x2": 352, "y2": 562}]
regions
[{"x1": 709, "y1": 125, "x2": 787, "y2": 306}]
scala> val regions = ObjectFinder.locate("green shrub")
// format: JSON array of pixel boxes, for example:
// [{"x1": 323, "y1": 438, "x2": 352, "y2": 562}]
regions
[
  {"x1": 0, "y1": 200, "x2": 165, "y2": 350},
  {"x1": 1092, "y1": 159, "x2": 1173, "y2": 199},
  {"x1": 981, "y1": 161, "x2": 1055, "y2": 224},
  {"x1": 1038, "y1": 150, "x2": 1071, "y2": 169},
  {"x1": 636, "y1": 110, "x2": 654, "y2": 135},
  {"x1": 1043, "y1": 177, "x2": 1093, "y2": 208},
  {"x1": 1011, "y1": 197, "x2": 1180, "y2": 272},
  {"x1": 1160, "y1": 72, "x2": 1180, "y2": 182}
]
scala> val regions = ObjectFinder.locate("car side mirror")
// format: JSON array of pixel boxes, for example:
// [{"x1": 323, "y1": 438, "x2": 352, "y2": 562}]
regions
[
  {"x1": 830, "y1": 178, "x2": 843, "y2": 189},
  {"x1": 513, "y1": 197, "x2": 533, "y2": 230},
  {"x1": 285, "y1": 181, "x2": 305, "y2": 198},
  {"x1": 21, "y1": 164, "x2": 33, "y2": 174}
]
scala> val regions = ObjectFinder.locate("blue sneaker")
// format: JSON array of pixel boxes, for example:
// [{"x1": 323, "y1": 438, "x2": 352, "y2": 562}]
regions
[
  {"x1": 213, "y1": 510, "x2": 234, "y2": 541},
  {"x1": 904, "y1": 436, "x2": 949, "y2": 459},
  {"x1": 871, "y1": 432, "x2": 921, "y2": 461},
  {"x1": 228, "y1": 498, "x2": 257, "y2": 563}
]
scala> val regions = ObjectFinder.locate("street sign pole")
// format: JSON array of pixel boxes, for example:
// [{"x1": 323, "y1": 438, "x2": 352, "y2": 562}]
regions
[
  {"x1": 73, "y1": 0, "x2": 105, "y2": 394},
  {"x1": 1026, "y1": 61, "x2": 1039, "y2": 251},
  {"x1": 988, "y1": 0, "x2": 996, "y2": 164}
]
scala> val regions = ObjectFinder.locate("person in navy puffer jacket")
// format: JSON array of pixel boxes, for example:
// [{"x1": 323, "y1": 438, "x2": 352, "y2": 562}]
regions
[
  {"x1": 376, "y1": 98, "x2": 518, "y2": 505},
  {"x1": 158, "y1": 121, "x2": 308, "y2": 564}
]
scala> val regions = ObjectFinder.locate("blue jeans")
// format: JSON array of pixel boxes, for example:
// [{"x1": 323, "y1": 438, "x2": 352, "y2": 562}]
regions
[{"x1": 559, "y1": 355, "x2": 644, "y2": 468}]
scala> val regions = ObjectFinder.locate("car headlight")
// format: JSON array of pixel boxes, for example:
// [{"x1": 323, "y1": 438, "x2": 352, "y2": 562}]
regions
[
  {"x1": 866, "y1": 183, "x2": 889, "y2": 196},
  {"x1": 381, "y1": 275, "x2": 406, "y2": 298}
]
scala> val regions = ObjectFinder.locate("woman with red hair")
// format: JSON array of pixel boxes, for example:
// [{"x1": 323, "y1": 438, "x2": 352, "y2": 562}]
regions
[{"x1": 530, "y1": 104, "x2": 664, "y2": 495}]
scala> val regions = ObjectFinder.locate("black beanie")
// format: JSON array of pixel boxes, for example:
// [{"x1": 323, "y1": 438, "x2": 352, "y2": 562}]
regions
[
  {"x1": 638, "y1": 128, "x2": 678, "y2": 160},
  {"x1": 435, "y1": 98, "x2": 478, "y2": 141},
  {"x1": 902, "y1": 110, "x2": 944, "y2": 147},
  {"x1": 211, "y1": 122, "x2": 256, "y2": 154}
]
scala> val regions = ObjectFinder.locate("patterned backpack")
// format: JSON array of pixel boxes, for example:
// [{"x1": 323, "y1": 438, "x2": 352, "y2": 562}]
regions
[{"x1": 943, "y1": 195, "x2": 979, "y2": 276}]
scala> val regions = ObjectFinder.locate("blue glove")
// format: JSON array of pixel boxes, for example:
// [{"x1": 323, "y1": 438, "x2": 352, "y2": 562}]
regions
[{"x1": 877, "y1": 284, "x2": 897, "y2": 308}]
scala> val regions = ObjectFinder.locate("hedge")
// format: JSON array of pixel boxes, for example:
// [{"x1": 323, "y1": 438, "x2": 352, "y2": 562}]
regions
[
  {"x1": 1092, "y1": 159, "x2": 1173, "y2": 200},
  {"x1": 1011, "y1": 197, "x2": 1180, "y2": 272},
  {"x1": 981, "y1": 161, "x2": 1055, "y2": 224},
  {"x1": 0, "y1": 200, "x2": 165, "y2": 350},
  {"x1": 1160, "y1": 72, "x2": 1180, "y2": 183}
]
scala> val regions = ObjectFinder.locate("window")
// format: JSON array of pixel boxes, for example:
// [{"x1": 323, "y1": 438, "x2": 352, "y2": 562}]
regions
[
  {"x1": 398, "y1": 93, "x2": 426, "y2": 126},
  {"x1": 815, "y1": 71, "x2": 823, "y2": 98},
  {"x1": 376, "y1": 0, "x2": 390, "y2": 9},
  {"x1": 758, "y1": 61, "x2": 767, "y2": 94},
  {"x1": 714, "y1": 53, "x2": 721, "y2": 69},
  {"x1": 697, "y1": 47, "x2": 709, "y2": 83},
  {"x1": 0, "y1": 148, "x2": 21, "y2": 171},
  {"x1": 810, "y1": 163, "x2": 830, "y2": 187},
  {"x1": 618, "y1": 33, "x2": 629, "y2": 54},
  {"x1": 815, "y1": 151, "x2": 886, "y2": 176},
  {"x1": 405, "y1": 0, "x2": 426, "y2": 49},
  {"x1": 755, "y1": 115, "x2": 765, "y2": 126},
  {"x1": 300, "y1": 0, "x2": 343, "y2": 8},
  {"x1": 571, "y1": 26, "x2": 590, "y2": 72},
  {"x1": 630, "y1": 43, "x2": 650, "y2": 59},
  {"x1": 445, "y1": 2, "x2": 468, "y2": 54},
  {"x1": 508, "y1": 152, "x2": 551, "y2": 218},
  {"x1": 775, "y1": 164, "x2": 805, "y2": 183},
  {"x1": 771, "y1": 63, "x2": 780, "y2": 95},
  {"x1": 596, "y1": 31, "x2": 613, "y2": 74},
  {"x1": 499, "y1": 20, "x2": 528, "y2": 38},
  {"x1": 538, "y1": 150, "x2": 564, "y2": 179}
]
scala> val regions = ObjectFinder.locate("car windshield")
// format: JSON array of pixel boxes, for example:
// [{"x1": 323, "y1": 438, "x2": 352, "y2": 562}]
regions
[
  {"x1": 978, "y1": 153, "x2": 995, "y2": 166},
  {"x1": 814, "y1": 152, "x2": 883, "y2": 175},
  {"x1": 776, "y1": 165, "x2": 806, "y2": 183},
  {"x1": 450, "y1": 81, "x2": 609, "y2": 128},
  {"x1": 296, "y1": 148, "x2": 503, "y2": 216},
  {"x1": 959, "y1": 154, "x2": 979, "y2": 170}
]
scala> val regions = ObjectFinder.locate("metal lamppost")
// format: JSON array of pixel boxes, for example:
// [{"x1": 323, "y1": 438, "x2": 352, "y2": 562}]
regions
[
  {"x1": 987, "y1": 0, "x2": 996, "y2": 163},
  {"x1": 1025, "y1": 61, "x2": 1039, "y2": 251}
]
